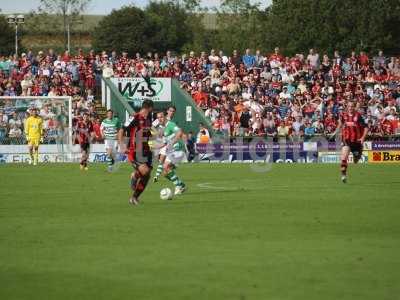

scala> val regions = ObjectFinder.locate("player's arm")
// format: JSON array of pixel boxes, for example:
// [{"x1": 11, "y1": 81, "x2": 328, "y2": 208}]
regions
[
  {"x1": 100, "y1": 122, "x2": 105, "y2": 139},
  {"x1": 39, "y1": 118, "x2": 44, "y2": 142},
  {"x1": 359, "y1": 116, "x2": 368, "y2": 143},
  {"x1": 25, "y1": 118, "x2": 31, "y2": 141},
  {"x1": 170, "y1": 128, "x2": 183, "y2": 147},
  {"x1": 330, "y1": 116, "x2": 342, "y2": 139}
]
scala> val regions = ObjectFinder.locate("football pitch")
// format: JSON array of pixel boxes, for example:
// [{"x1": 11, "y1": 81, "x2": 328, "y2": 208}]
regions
[{"x1": 0, "y1": 163, "x2": 399, "y2": 300}]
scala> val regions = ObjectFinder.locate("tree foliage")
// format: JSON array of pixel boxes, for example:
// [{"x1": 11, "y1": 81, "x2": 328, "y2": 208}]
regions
[
  {"x1": 92, "y1": 0, "x2": 400, "y2": 56},
  {"x1": 92, "y1": 0, "x2": 207, "y2": 55},
  {"x1": 213, "y1": 0, "x2": 266, "y2": 54},
  {"x1": 92, "y1": 6, "x2": 151, "y2": 55},
  {"x1": 263, "y1": 0, "x2": 400, "y2": 55},
  {"x1": 39, "y1": 0, "x2": 91, "y2": 50},
  {"x1": 0, "y1": 14, "x2": 15, "y2": 56}
]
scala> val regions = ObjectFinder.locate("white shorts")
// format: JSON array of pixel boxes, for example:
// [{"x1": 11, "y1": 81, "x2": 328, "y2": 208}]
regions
[
  {"x1": 165, "y1": 150, "x2": 186, "y2": 165},
  {"x1": 104, "y1": 139, "x2": 118, "y2": 152}
]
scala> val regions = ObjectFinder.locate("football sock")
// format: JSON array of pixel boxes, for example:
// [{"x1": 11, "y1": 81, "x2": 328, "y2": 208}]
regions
[
  {"x1": 30, "y1": 152, "x2": 34, "y2": 162},
  {"x1": 341, "y1": 159, "x2": 348, "y2": 175},
  {"x1": 165, "y1": 170, "x2": 184, "y2": 187},
  {"x1": 155, "y1": 164, "x2": 163, "y2": 178},
  {"x1": 106, "y1": 155, "x2": 114, "y2": 166}
]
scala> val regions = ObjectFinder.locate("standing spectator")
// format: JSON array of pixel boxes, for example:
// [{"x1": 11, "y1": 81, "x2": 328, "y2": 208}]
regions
[
  {"x1": 186, "y1": 131, "x2": 196, "y2": 162},
  {"x1": 242, "y1": 49, "x2": 255, "y2": 69},
  {"x1": 307, "y1": 48, "x2": 320, "y2": 70},
  {"x1": 230, "y1": 50, "x2": 241, "y2": 68},
  {"x1": 239, "y1": 107, "x2": 251, "y2": 135},
  {"x1": 304, "y1": 121, "x2": 316, "y2": 140}
]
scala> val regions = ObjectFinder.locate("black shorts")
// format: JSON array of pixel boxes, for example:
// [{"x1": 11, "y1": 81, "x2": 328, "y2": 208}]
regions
[
  {"x1": 130, "y1": 151, "x2": 153, "y2": 169},
  {"x1": 80, "y1": 142, "x2": 90, "y2": 152},
  {"x1": 343, "y1": 140, "x2": 363, "y2": 158}
]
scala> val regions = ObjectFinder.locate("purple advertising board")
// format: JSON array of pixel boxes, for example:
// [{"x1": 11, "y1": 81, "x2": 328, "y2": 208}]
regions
[{"x1": 371, "y1": 141, "x2": 400, "y2": 151}]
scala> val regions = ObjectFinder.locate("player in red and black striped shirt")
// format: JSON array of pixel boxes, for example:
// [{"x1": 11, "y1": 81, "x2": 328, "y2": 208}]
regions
[
  {"x1": 118, "y1": 100, "x2": 154, "y2": 205},
  {"x1": 336, "y1": 102, "x2": 368, "y2": 183},
  {"x1": 76, "y1": 113, "x2": 94, "y2": 170}
]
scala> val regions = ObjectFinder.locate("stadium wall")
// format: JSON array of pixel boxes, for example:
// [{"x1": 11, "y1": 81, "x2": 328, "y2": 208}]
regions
[
  {"x1": 3, "y1": 141, "x2": 400, "y2": 164},
  {"x1": 101, "y1": 77, "x2": 214, "y2": 134}
]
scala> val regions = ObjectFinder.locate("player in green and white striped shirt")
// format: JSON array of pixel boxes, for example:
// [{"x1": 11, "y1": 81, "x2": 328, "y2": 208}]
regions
[
  {"x1": 153, "y1": 106, "x2": 176, "y2": 182},
  {"x1": 157, "y1": 111, "x2": 187, "y2": 195},
  {"x1": 100, "y1": 110, "x2": 122, "y2": 171}
]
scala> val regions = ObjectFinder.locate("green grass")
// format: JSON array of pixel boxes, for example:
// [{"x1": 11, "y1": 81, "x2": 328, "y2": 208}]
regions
[{"x1": 0, "y1": 163, "x2": 399, "y2": 300}]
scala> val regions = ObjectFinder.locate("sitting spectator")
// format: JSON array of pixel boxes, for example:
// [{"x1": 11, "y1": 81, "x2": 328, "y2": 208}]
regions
[{"x1": 8, "y1": 123, "x2": 22, "y2": 139}]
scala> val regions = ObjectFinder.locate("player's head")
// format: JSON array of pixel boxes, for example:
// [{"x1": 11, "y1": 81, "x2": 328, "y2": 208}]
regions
[
  {"x1": 106, "y1": 109, "x2": 113, "y2": 119},
  {"x1": 166, "y1": 105, "x2": 176, "y2": 120},
  {"x1": 83, "y1": 112, "x2": 89, "y2": 121},
  {"x1": 156, "y1": 111, "x2": 166, "y2": 125},
  {"x1": 141, "y1": 99, "x2": 154, "y2": 114},
  {"x1": 30, "y1": 107, "x2": 38, "y2": 116}
]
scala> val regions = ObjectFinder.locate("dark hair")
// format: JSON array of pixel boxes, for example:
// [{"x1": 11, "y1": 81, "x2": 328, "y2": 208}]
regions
[
  {"x1": 142, "y1": 99, "x2": 154, "y2": 109},
  {"x1": 168, "y1": 105, "x2": 176, "y2": 111},
  {"x1": 106, "y1": 109, "x2": 113, "y2": 113}
]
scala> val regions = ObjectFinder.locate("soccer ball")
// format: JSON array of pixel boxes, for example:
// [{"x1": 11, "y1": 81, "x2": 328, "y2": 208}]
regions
[{"x1": 160, "y1": 188, "x2": 173, "y2": 200}]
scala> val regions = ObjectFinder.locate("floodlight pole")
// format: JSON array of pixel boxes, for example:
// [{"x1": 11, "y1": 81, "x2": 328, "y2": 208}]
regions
[
  {"x1": 67, "y1": 22, "x2": 71, "y2": 53},
  {"x1": 15, "y1": 23, "x2": 18, "y2": 56},
  {"x1": 7, "y1": 15, "x2": 24, "y2": 57}
]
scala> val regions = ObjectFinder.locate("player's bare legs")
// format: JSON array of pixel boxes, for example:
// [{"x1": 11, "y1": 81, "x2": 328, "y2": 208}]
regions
[
  {"x1": 340, "y1": 145, "x2": 350, "y2": 183},
  {"x1": 130, "y1": 163, "x2": 152, "y2": 205}
]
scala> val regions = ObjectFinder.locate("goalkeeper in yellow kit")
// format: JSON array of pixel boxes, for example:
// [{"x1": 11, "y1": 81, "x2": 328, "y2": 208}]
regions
[{"x1": 25, "y1": 108, "x2": 44, "y2": 165}]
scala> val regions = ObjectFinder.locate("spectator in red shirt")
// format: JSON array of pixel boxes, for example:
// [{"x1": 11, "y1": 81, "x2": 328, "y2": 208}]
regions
[{"x1": 192, "y1": 86, "x2": 208, "y2": 108}]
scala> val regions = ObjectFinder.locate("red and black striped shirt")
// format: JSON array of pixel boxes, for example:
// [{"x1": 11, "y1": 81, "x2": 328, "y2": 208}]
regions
[{"x1": 340, "y1": 112, "x2": 366, "y2": 143}]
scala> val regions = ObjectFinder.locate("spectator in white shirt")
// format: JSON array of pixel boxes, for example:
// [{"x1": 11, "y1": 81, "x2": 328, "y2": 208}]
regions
[
  {"x1": 102, "y1": 63, "x2": 114, "y2": 78},
  {"x1": 307, "y1": 48, "x2": 320, "y2": 70}
]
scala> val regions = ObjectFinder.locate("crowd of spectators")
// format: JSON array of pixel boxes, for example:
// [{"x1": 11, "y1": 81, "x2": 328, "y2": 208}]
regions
[{"x1": 0, "y1": 47, "x2": 400, "y2": 143}]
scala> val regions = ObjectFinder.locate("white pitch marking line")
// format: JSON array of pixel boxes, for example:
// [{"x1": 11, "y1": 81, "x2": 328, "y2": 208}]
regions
[{"x1": 197, "y1": 182, "x2": 228, "y2": 190}]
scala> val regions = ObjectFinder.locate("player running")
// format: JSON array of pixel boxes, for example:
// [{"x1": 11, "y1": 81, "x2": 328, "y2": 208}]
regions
[
  {"x1": 336, "y1": 102, "x2": 368, "y2": 183},
  {"x1": 100, "y1": 110, "x2": 122, "y2": 171},
  {"x1": 153, "y1": 106, "x2": 176, "y2": 182},
  {"x1": 76, "y1": 113, "x2": 94, "y2": 171},
  {"x1": 159, "y1": 113, "x2": 187, "y2": 195},
  {"x1": 25, "y1": 107, "x2": 43, "y2": 166},
  {"x1": 118, "y1": 100, "x2": 154, "y2": 205}
]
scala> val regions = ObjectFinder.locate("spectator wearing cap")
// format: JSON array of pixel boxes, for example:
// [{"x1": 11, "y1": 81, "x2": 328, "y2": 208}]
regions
[{"x1": 279, "y1": 86, "x2": 292, "y2": 101}]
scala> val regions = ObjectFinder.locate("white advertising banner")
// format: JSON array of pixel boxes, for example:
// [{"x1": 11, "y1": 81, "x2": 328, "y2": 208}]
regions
[
  {"x1": 0, "y1": 144, "x2": 116, "y2": 163},
  {"x1": 110, "y1": 77, "x2": 171, "y2": 102}
]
